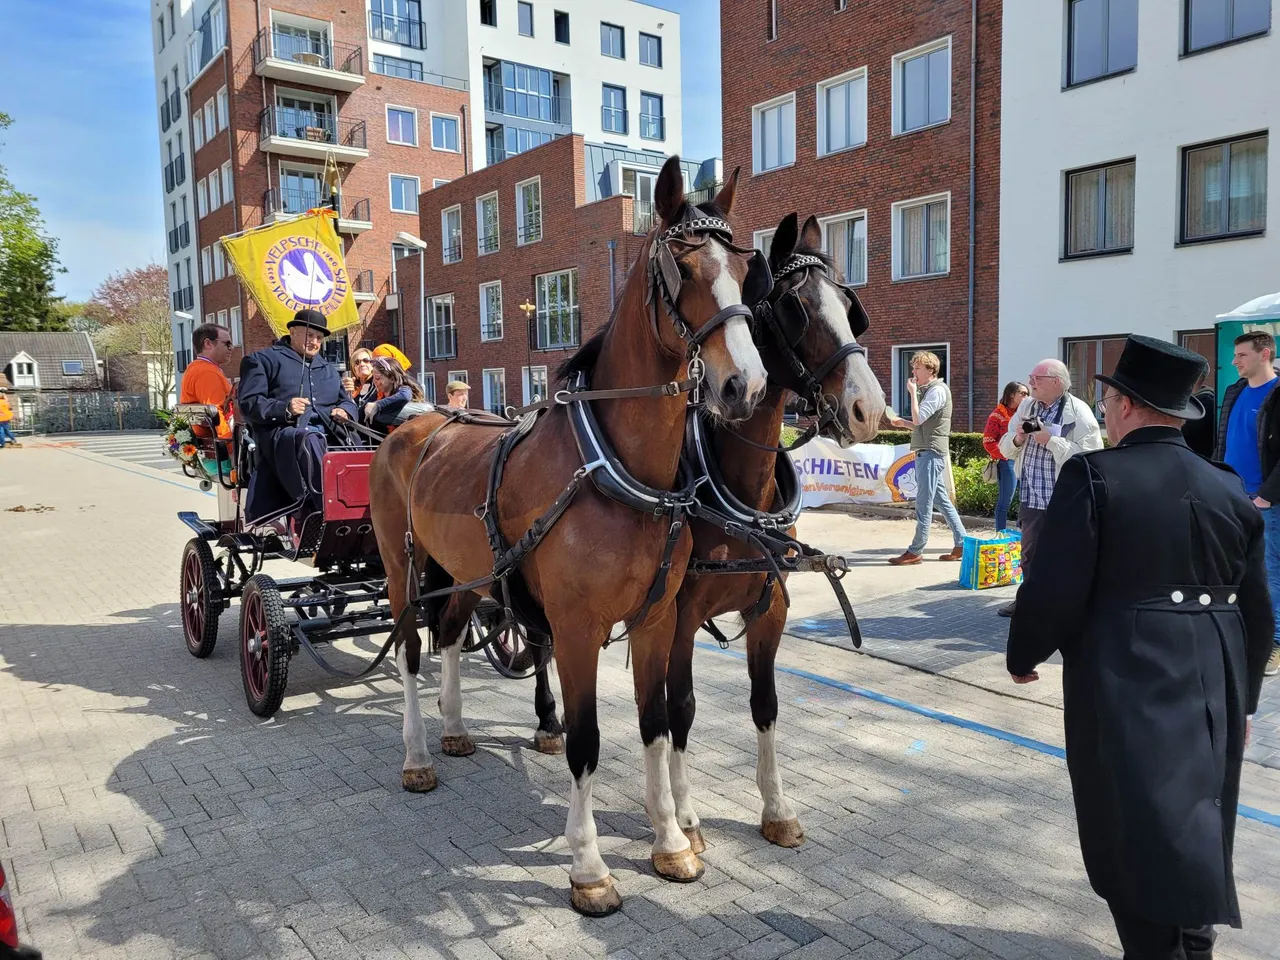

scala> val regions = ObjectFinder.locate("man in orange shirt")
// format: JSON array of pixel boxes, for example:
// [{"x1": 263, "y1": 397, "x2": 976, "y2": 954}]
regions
[
  {"x1": 0, "y1": 389, "x2": 15, "y2": 448},
  {"x1": 179, "y1": 322, "x2": 234, "y2": 439}
]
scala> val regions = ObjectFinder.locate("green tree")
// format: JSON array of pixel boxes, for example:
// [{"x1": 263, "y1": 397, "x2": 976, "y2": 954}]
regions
[{"x1": 0, "y1": 112, "x2": 66, "y2": 331}]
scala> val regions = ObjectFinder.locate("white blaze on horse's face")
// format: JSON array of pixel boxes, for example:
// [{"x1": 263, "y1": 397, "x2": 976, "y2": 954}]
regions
[
  {"x1": 814, "y1": 279, "x2": 885, "y2": 445},
  {"x1": 703, "y1": 239, "x2": 768, "y2": 411}
]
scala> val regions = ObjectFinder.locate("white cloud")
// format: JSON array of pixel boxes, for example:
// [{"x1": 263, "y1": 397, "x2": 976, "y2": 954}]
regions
[{"x1": 51, "y1": 219, "x2": 167, "y2": 302}]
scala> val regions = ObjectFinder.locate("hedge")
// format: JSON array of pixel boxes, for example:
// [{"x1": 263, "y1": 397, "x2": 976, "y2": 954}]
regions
[{"x1": 866, "y1": 429, "x2": 990, "y2": 465}]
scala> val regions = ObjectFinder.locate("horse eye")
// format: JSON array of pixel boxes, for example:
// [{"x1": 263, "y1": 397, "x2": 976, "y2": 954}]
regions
[{"x1": 677, "y1": 262, "x2": 690, "y2": 279}]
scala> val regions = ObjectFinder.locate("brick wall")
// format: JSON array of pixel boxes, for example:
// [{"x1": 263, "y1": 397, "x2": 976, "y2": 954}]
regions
[{"x1": 720, "y1": 0, "x2": 1001, "y2": 428}]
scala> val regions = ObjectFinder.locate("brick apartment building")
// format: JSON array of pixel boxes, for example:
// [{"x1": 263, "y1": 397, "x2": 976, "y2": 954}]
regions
[
  {"x1": 398, "y1": 133, "x2": 718, "y2": 410},
  {"x1": 721, "y1": 0, "x2": 1002, "y2": 428}
]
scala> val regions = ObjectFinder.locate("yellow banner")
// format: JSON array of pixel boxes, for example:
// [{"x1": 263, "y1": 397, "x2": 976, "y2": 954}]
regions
[{"x1": 219, "y1": 210, "x2": 360, "y2": 337}]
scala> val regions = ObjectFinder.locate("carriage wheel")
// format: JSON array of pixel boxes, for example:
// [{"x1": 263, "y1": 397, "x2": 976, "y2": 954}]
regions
[
  {"x1": 239, "y1": 574, "x2": 291, "y2": 718},
  {"x1": 479, "y1": 614, "x2": 551, "y2": 680},
  {"x1": 180, "y1": 538, "x2": 222, "y2": 659}
]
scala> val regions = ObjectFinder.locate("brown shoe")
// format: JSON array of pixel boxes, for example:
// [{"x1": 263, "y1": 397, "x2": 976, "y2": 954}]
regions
[
  {"x1": 888, "y1": 551, "x2": 923, "y2": 566},
  {"x1": 939, "y1": 546, "x2": 964, "y2": 561}
]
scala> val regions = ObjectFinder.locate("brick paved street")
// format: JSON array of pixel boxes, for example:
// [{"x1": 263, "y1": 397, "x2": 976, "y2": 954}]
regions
[{"x1": 2, "y1": 440, "x2": 1279, "y2": 960}]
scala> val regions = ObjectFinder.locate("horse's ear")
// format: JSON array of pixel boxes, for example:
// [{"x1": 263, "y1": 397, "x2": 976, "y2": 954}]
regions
[
  {"x1": 770, "y1": 213, "x2": 799, "y2": 269},
  {"x1": 799, "y1": 214, "x2": 823, "y2": 251},
  {"x1": 712, "y1": 166, "x2": 740, "y2": 217},
  {"x1": 655, "y1": 155, "x2": 687, "y2": 226}
]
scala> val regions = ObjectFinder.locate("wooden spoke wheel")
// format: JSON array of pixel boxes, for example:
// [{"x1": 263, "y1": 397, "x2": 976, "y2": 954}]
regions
[
  {"x1": 239, "y1": 574, "x2": 291, "y2": 717},
  {"x1": 180, "y1": 538, "x2": 222, "y2": 659}
]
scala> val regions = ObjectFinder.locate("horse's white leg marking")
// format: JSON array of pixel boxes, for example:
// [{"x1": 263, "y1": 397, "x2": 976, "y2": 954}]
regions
[
  {"x1": 644, "y1": 738, "x2": 690, "y2": 854},
  {"x1": 438, "y1": 642, "x2": 468, "y2": 739},
  {"x1": 668, "y1": 746, "x2": 700, "y2": 831},
  {"x1": 397, "y1": 644, "x2": 433, "y2": 773},
  {"x1": 756, "y1": 725, "x2": 796, "y2": 823},
  {"x1": 565, "y1": 769, "x2": 610, "y2": 885}
]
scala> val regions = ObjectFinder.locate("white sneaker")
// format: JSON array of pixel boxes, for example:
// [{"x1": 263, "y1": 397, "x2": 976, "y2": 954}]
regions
[{"x1": 1266, "y1": 645, "x2": 1280, "y2": 678}]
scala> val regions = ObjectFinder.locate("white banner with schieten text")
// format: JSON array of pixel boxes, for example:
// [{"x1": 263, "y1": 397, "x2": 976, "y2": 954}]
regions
[{"x1": 790, "y1": 438, "x2": 918, "y2": 507}]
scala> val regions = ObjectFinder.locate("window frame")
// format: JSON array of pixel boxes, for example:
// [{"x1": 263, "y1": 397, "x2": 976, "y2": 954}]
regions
[
  {"x1": 216, "y1": 86, "x2": 229, "y2": 130},
  {"x1": 523, "y1": 365, "x2": 549, "y2": 404},
  {"x1": 751, "y1": 92, "x2": 798, "y2": 175},
  {"x1": 600, "y1": 21, "x2": 625, "y2": 59},
  {"x1": 518, "y1": 0, "x2": 534, "y2": 37},
  {"x1": 1062, "y1": 157, "x2": 1137, "y2": 260},
  {"x1": 373, "y1": 53, "x2": 425, "y2": 81},
  {"x1": 209, "y1": 169, "x2": 222, "y2": 209},
  {"x1": 640, "y1": 92, "x2": 665, "y2": 141},
  {"x1": 482, "y1": 367, "x2": 507, "y2": 415},
  {"x1": 427, "y1": 294, "x2": 457, "y2": 360},
  {"x1": 197, "y1": 178, "x2": 208, "y2": 218},
  {"x1": 422, "y1": 372, "x2": 436, "y2": 403},
  {"x1": 1178, "y1": 132, "x2": 1269, "y2": 244},
  {"x1": 1066, "y1": 0, "x2": 1140, "y2": 88},
  {"x1": 1183, "y1": 0, "x2": 1273, "y2": 57},
  {"x1": 389, "y1": 173, "x2": 421, "y2": 214},
  {"x1": 447, "y1": 369, "x2": 468, "y2": 385},
  {"x1": 817, "y1": 209, "x2": 869, "y2": 287},
  {"x1": 430, "y1": 112, "x2": 461, "y2": 153},
  {"x1": 61, "y1": 360, "x2": 85, "y2": 376},
  {"x1": 535, "y1": 268, "x2": 580, "y2": 350},
  {"x1": 891, "y1": 343, "x2": 951, "y2": 414},
  {"x1": 476, "y1": 191, "x2": 500, "y2": 255},
  {"x1": 441, "y1": 204, "x2": 463, "y2": 264},
  {"x1": 816, "y1": 65, "x2": 869, "y2": 158},
  {"x1": 220, "y1": 161, "x2": 233, "y2": 202},
  {"x1": 201, "y1": 246, "x2": 213, "y2": 285},
  {"x1": 480, "y1": 0, "x2": 497, "y2": 28},
  {"x1": 479, "y1": 280, "x2": 504, "y2": 341},
  {"x1": 386, "y1": 104, "x2": 419, "y2": 146},
  {"x1": 516, "y1": 175, "x2": 543, "y2": 245},
  {"x1": 602, "y1": 83, "x2": 628, "y2": 134},
  {"x1": 753, "y1": 228, "x2": 777, "y2": 261},
  {"x1": 891, "y1": 192, "x2": 952, "y2": 281},
  {"x1": 891, "y1": 36, "x2": 952, "y2": 137},
  {"x1": 554, "y1": 10, "x2": 570, "y2": 44},
  {"x1": 639, "y1": 31, "x2": 662, "y2": 67},
  {"x1": 229, "y1": 305, "x2": 243, "y2": 346}
]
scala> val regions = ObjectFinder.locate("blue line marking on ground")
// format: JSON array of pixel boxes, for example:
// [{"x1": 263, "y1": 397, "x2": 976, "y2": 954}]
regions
[
  {"x1": 55, "y1": 446, "x2": 215, "y2": 497},
  {"x1": 696, "y1": 640, "x2": 1280, "y2": 831}
]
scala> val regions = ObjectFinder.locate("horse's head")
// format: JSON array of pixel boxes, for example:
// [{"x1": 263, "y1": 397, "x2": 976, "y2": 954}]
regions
[
  {"x1": 650, "y1": 156, "x2": 768, "y2": 423},
  {"x1": 761, "y1": 213, "x2": 886, "y2": 445}
]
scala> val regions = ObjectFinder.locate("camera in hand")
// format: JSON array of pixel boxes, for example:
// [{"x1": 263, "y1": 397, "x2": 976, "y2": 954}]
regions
[{"x1": 1022, "y1": 416, "x2": 1044, "y2": 435}]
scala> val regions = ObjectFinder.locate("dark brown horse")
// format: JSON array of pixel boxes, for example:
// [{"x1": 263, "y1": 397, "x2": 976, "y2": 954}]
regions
[
  {"x1": 369, "y1": 155, "x2": 768, "y2": 916},
  {"x1": 669, "y1": 213, "x2": 886, "y2": 851}
]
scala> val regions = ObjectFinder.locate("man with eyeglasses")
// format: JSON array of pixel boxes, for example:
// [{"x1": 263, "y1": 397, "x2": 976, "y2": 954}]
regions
[
  {"x1": 997, "y1": 358, "x2": 1102, "y2": 617},
  {"x1": 179, "y1": 322, "x2": 235, "y2": 440}
]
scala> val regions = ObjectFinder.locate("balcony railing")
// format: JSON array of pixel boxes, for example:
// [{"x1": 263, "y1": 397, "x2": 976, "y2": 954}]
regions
[
  {"x1": 344, "y1": 197, "x2": 371, "y2": 222},
  {"x1": 517, "y1": 210, "x2": 542, "y2": 244},
  {"x1": 260, "y1": 107, "x2": 367, "y2": 150},
  {"x1": 160, "y1": 99, "x2": 173, "y2": 132},
  {"x1": 530, "y1": 308, "x2": 580, "y2": 352},
  {"x1": 254, "y1": 27, "x2": 364, "y2": 76},
  {"x1": 633, "y1": 200, "x2": 655, "y2": 235},
  {"x1": 481, "y1": 317, "x2": 503, "y2": 341},
  {"x1": 427, "y1": 323, "x2": 456, "y2": 360},
  {"x1": 167, "y1": 222, "x2": 190, "y2": 254},
  {"x1": 174, "y1": 154, "x2": 186, "y2": 185},
  {"x1": 478, "y1": 231, "x2": 499, "y2": 255},
  {"x1": 640, "y1": 114, "x2": 665, "y2": 141},
  {"x1": 443, "y1": 237, "x2": 462, "y2": 264},
  {"x1": 369, "y1": 11, "x2": 424, "y2": 48},
  {"x1": 483, "y1": 81, "x2": 571, "y2": 125},
  {"x1": 169, "y1": 91, "x2": 182, "y2": 123},
  {"x1": 176, "y1": 347, "x2": 193, "y2": 372},
  {"x1": 602, "y1": 106, "x2": 628, "y2": 135},
  {"x1": 164, "y1": 164, "x2": 176, "y2": 194},
  {"x1": 265, "y1": 186, "x2": 327, "y2": 216},
  {"x1": 352, "y1": 269, "x2": 374, "y2": 294},
  {"x1": 171, "y1": 286, "x2": 194, "y2": 311}
]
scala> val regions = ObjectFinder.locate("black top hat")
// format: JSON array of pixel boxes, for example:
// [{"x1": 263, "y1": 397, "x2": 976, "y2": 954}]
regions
[
  {"x1": 287, "y1": 308, "x2": 329, "y2": 335},
  {"x1": 1094, "y1": 334, "x2": 1208, "y2": 420}
]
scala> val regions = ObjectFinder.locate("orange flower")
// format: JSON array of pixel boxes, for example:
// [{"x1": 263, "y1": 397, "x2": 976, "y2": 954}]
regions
[{"x1": 180, "y1": 444, "x2": 198, "y2": 458}]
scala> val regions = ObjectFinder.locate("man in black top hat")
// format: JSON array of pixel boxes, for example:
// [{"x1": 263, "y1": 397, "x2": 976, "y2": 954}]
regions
[
  {"x1": 237, "y1": 309, "x2": 357, "y2": 521},
  {"x1": 1007, "y1": 334, "x2": 1273, "y2": 960}
]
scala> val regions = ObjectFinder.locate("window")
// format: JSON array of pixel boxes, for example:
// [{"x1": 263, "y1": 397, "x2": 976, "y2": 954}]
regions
[
  {"x1": 894, "y1": 39, "x2": 951, "y2": 135},
  {"x1": 433, "y1": 178, "x2": 451, "y2": 188},
  {"x1": 216, "y1": 86, "x2": 229, "y2": 130},
  {"x1": 523, "y1": 366, "x2": 549, "y2": 403},
  {"x1": 480, "y1": 281, "x2": 504, "y2": 340},
  {"x1": 818, "y1": 68, "x2": 868, "y2": 156},
  {"x1": 535, "y1": 269, "x2": 579, "y2": 349},
  {"x1": 387, "y1": 106, "x2": 418, "y2": 145},
  {"x1": 1065, "y1": 159, "x2": 1136, "y2": 257},
  {"x1": 1068, "y1": 0, "x2": 1138, "y2": 86},
  {"x1": 894, "y1": 345, "x2": 950, "y2": 414},
  {"x1": 204, "y1": 101, "x2": 216, "y2": 142},
  {"x1": 517, "y1": 177, "x2": 542, "y2": 244},
  {"x1": 217, "y1": 309, "x2": 228, "y2": 328},
  {"x1": 1181, "y1": 134, "x2": 1268, "y2": 242},
  {"x1": 62, "y1": 360, "x2": 84, "y2": 376},
  {"x1": 1065, "y1": 335, "x2": 1129, "y2": 410},
  {"x1": 168, "y1": 1, "x2": 175, "y2": 36},
  {"x1": 221, "y1": 161, "x2": 233, "y2": 201},
  {"x1": 370, "y1": 0, "x2": 425, "y2": 47},
  {"x1": 482, "y1": 369, "x2": 506, "y2": 414},
  {"x1": 893, "y1": 194, "x2": 950, "y2": 279},
  {"x1": 477, "y1": 193, "x2": 500, "y2": 254},
  {"x1": 422, "y1": 372, "x2": 436, "y2": 403},
  {"x1": 555, "y1": 10, "x2": 570, "y2": 43},
  {"x1": 1185, "y1": 0, "x2": 1271, "y2": 54},
  {"x1": 480, "y1": 0, "x2": 496, "y2": 27},
  {"x1": 601, "y1": 22, "x2": 625, "y2": 58},
  {"x1": 280, "y1": 166, "x2": 323, "y2": 213},
  {"x1": 193, "y1": 111, "x2": 205, "y2": 149},
  {"x1": 518, "y1": 1, "x2": 534, "y2": 36},
  {"x1": 602, "y1": 85, "x2": 628, "y2": 134},
  {"x1": 427, "y1": 295, "x2": 457, "y2": 359},
  {"x1": 158, "y1": 17, "x2": 166, "y2": 51},
  {"x1": 13, "y1": 361, "x2": 36, "y2": 388},
  {"x1": 640, "y1": 32, "x2": 662, "y2": 66},
  {"x1": 230, "y1": 306, "x2": 243, "y2": 346},
  {"x1": 448, "y1": 370, "x2": 469, "y2": 385},
  {"x1": 392, "y1": 242, "x2": 415, "y2": 260},
  {"x1": 213, "y1": 244, "x2": 226, "y2": 280},
  {"x1": 442, "y1": 205, "x2": 463, "y2": 263},
  {"x1": 373, "y1": 54, "x2": 424, "y2": 81},
  {"x1": 201, "y1": 246, "x2": 213, "y2": 284},
  {"x1": 753, "y1": 229, "x2": 776, "y2": 260},
  {"x1": 767, "y1": 0, "x2": 778, "y2": 41},
  {"x1": 209, "y1": 172, "x2": 222, "y2": 209},
  {"x1": 197, "y1": 178, "x2": 208, "y2": 218},
  {"x1": 821, "y1": 212, "x2": 868, "y2": 285},
  {"x1": 431, "y1": 114, "x2": 460, "y2": 152},
  {"x1": 639, "y1": 93, "x2": 665, "y2": 141},
  {"x1": 752, "y1": 94, "x2": 796, "y2": 173},
  {"x1": 390, "y1": 175, "x2": 420, "y2": 213},
  {"x1": 1179, "y1": 330, "x2": 1217, "y2": 392}
]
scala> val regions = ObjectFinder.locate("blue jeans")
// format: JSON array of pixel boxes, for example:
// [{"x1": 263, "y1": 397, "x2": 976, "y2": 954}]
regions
[
  {"x1": 994, "y1": 458, "x2": 1017, "y2": 532},
  {"x1": 909, "y1": 450, "x2": 967, "y2": 555},
  {"x1": 0, "y1": 422, "x2": 13, "y2": 447},
  {"x1": 1263, "y1": 506, "x2": 1280, "y2": 648}
]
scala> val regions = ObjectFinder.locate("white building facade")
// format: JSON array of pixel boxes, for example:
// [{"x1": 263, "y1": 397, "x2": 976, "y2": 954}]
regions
[{"x1": 1000, "y1": 0, "x2": 1276, "y2": 402}]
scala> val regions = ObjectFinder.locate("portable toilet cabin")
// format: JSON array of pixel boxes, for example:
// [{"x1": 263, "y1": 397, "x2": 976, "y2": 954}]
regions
[{"x1": 1214, "y1": 292, "x2": 1280, "y2": 409}]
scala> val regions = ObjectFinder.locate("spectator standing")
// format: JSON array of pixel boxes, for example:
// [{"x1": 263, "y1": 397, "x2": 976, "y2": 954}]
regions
[
  {"x1": 445, "y1": 380, "x2": 470, "y2": 410},
  {"x1": 983, "y1": 381, "x2": 1028, "y2": 532},
  {"x1": 887, "y1": 351, "x2": 966, "y2": 565},
  {"x1": 0, "y1": 389, "x2": 15, "y2": 448},
  {"x1": 998, "y1": 359, "x2": 1103, "y2": 617},
  {"x1": 1214, "y1": 330, "x2": 1280, "y2": 677},
  {"x1": 178, "y1": 323, "x2": 234, "y2": 440}
]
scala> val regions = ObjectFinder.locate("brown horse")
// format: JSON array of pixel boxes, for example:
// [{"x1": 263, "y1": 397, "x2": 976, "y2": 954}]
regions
[
  {"x1": 669, "y1": 213, "x2": 886, "y2": 851},
  {"x1": 368, "y1": 155, "x2": 768, "y2": 916}
]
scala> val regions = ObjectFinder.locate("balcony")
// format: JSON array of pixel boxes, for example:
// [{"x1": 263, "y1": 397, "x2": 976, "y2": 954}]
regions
[
  {"x1": 337, "y1": 197, "x2": 372, "y2": 234},
  {"x1": 253, "y1": 28, "x2": 365, "y2": 92},
  {"x1": 633, "y1": 200, "x2": 655, "y2": 235},
  {"x1": 369, "y1": 11, "x2": 425, "y2": 49},
  {"x1": 529, "y1": 308, "x2": 580, "y2": 352},
  {"x1": 167, "y1": 222, "x2": 191, "y2": 254},
  {"x1": 259, "y1": 107, "x2": 368, "y2": 163},
  {"x1": 171, "y1": 286, "x2": 194, "y2": 312},
  {"x1": 517, "y1": 210, "x2": 542, "y2": 245},
  {"x1": 483, "y1": 81, "x2": 571, "y2": 126},
  {"x1": 352, "y1": 268, "x2": 376, "y2": 302},
  {"x1": 602, "y1": 106, "x2": 628, "y2": 136},
  {"x1": 640, "y1": 114, "x2": 665, "y2": 141}
]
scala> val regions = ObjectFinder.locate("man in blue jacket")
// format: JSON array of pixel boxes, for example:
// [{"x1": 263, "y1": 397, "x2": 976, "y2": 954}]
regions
[{"x1": 237, "y1": 309, "x2": 357, "y2": 522}]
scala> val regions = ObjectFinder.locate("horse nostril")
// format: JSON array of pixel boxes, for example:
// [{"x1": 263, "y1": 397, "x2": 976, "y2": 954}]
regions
[
  {"x1": 722, "y1": 374, "x2": 747, "y2": 405},
  {"x1": 851, "y1": 399, "x2": 867, "y2": 424}
]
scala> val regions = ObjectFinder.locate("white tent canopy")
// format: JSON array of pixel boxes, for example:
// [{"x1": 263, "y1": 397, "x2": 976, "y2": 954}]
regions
[{"x1": 1216, "y1": 291, "x2": 1280, "y2": 322}]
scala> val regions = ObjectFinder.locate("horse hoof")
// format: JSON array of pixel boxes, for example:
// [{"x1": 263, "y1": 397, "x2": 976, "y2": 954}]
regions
[
  {"x1": 402, "y1": 767, "x2": 438, "y2": 793},
  {"x1": 682, "y1": 826, "x2": 707, "y2": 855},
  {"x1": 761, "y1": 818, "x2": 805, "y2": 848},
  {"x1": 651, "y1": 848, "x2": 704, "y2": 883},
  {"x1": 440, "y1": 734, "x2": 476, "y2": 757},
  {"x1": 570, "y1": 876, "x2": 622, "y2": 917},
  {"x1": 534, "y1": 731, "x2": 565, "y2": 755}
]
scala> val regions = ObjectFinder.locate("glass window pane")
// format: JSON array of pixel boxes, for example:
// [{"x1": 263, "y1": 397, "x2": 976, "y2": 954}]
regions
[
  {"x1": 1108, "y1": 0, "x2": 1139, "y2": 72},
  {"x1": 519, "y1": 1, "x2": 533, "y2": 35},
  {"x1": 1068, "y1": 168, "x2": 1102, "y2": 254},
  {"x1": 780, "y1": 100, "x2": 795, "y2": 165},
  {"x1": 1189, "y1": 0, "x2": 1229, "y2": 50},
  {"x1": 927, "y1": 48, "x2": 950, "y2": 125},
  {"x1": 1184, "y1": 144, "x2": 1225, "y2": 239},
  {"x1": 850, "y1": 75, "x2": 867, "y2": 146},
  {"x1": 1233, "y1": 0, "x2": 1272, "y2": 38},
  {"x1": 1104, "y1": 162, "x2": 1135, "y2": 249},
  {"x1": 850, "y1": 218, "x2": 867, "y2": 284},
  {"x1": 901, "y1": 204, "x2": 925, "y2": 275},
  {"x1": 902, "y1": 54, "x2": 928, "y2": 131},
  {"x1": 1228, "y1": 137, "x2": 1268, "y2": 233},
  {"x1": 826, "y1": 82, "x2": 848, "y2": 152},
  {"x1": 927, "y1": 201, "x2": 949, "y2": 273},
  {"x1": 1070, "y1": 0, "x2": 1105, "y2": 83}
]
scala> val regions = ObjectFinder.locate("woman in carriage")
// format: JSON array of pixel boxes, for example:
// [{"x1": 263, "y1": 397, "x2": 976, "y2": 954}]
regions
[{"x1": 362, "y1": 356, "x2": 425, "y2": 436}]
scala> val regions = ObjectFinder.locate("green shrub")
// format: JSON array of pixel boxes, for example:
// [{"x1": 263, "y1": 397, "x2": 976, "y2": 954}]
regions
[
  {"x1": 951, "y1": 459, "x2": 1018, "y2": 521},
  {"x1": 868, "y1": 429, "x2": 989, "y2": 465}
]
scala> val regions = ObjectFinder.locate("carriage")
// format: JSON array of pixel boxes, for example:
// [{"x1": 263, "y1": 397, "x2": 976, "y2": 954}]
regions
[{"x1": 172, "y1": 403, "x2": 545, "y2": 719}]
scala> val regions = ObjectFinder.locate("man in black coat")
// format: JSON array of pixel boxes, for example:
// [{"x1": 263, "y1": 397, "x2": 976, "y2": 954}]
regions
[
  {"x1": 237, "y1": 309, "x2": 357, "y2": 522},
  {"x1": 1006, "y1": 335, "x2": 1273, "y2": 960}
]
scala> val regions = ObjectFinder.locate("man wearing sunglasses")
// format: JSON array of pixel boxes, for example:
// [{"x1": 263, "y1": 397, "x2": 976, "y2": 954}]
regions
[{"x1": 179, "y1": 322, "x2": 235, "y2": 440}]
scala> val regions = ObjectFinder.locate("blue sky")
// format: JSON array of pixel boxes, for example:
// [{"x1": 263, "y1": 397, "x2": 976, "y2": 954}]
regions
[{"x1": 0, "y1": 0, "x2": 722, "y2": 302}]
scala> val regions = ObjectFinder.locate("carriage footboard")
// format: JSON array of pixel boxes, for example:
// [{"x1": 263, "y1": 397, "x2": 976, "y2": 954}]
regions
[{"x1": 178, "y1": 511, "x2": 220, "y2": 540}]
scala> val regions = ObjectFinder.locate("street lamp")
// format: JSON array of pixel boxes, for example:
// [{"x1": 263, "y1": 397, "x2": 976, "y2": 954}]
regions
[{"x1": 395, "y1": 231, "x2": 428, "y2": 383}]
